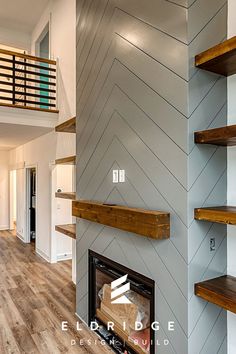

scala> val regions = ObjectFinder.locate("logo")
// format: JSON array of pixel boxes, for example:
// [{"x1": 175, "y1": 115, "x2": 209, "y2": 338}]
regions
[{"x1": 111, "y1": 274, "x2": 132, "y2": 304}]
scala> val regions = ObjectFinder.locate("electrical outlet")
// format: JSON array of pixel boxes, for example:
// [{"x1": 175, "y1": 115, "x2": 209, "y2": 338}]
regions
[
  {"x1": 210, "y1": 238, "x2": 216, "y2": 252},
  {"x1": 119, "y1": 170, "x2": 125, "y2": 183},
  {"x1": 113, "y1": 170, "x2": 119, "y2": 183}
]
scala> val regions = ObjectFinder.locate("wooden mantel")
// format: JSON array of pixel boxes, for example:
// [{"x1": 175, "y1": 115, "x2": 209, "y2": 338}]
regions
[{"x1": 72, "y1": 200, "x2": 170, "y2": 239}]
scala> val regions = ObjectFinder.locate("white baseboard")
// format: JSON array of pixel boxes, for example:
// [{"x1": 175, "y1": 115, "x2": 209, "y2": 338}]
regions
[
  {"x1": 57, "y1": 252, "x2": 72, "y2": 262},
  {"x1": 16, "y1": 232, "x2": 25, "y2": 242},
  {"x1": 0, "y1": 225, "x2": 9, "y2": 231},
  {"x1": 36, "y1": 248, "x2": 50, "y2": 262},
  {"x1": 75, "y1": 312, "x2": 83, "y2": 320},
  {"x1": 75, "y1": 312, "x2": 87, "y2": 326},
  {"x1": 35, "y1": 248, "x2": 70, "y2": 264}
]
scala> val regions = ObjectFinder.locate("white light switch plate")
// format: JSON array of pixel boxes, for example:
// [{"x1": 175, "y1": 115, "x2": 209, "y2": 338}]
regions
[
  {"x1": 119, "y1": 170, "x2": 125, "y2": 182},
  {"x1": 113, "y1": 170, "x2": 119, "y2": 183}
]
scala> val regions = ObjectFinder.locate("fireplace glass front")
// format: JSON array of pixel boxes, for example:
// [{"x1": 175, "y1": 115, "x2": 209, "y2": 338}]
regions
[{"x1": 89, "y1": 250, "x2": 155, "y2": 354}]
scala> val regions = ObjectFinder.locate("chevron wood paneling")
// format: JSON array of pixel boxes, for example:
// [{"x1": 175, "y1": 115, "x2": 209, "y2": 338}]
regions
[{"x1": 76, "y1": 0, "x2": 227, "y2": 353}]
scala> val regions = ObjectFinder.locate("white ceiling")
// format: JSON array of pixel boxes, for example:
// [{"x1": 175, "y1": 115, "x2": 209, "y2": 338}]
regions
[
  {"x1": 0, "y1": 0, "x2": 49, "y2": 33},
  {"x1": 0, "y1": 123, "x2": 52, "y2": 150}
]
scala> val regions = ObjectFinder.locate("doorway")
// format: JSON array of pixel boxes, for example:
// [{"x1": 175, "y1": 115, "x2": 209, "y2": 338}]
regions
[{"x1": 26, "y1": 167, "x2": 37, "y2": 243}]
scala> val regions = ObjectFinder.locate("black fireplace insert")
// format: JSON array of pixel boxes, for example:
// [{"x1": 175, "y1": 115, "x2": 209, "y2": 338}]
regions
[{"x1": 89, "y1": 250, "x2": 155, "y2": 354}]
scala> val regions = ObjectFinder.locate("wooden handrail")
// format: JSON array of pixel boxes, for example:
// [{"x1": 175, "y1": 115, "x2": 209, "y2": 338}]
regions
[{"x1": 0, "y1": 48, "x2": 56, "y2": 65}]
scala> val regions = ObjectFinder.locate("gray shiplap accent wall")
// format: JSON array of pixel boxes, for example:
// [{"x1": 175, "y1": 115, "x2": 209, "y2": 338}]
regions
[{"x1": 76, "y1": 0, "x2": 227, "y2": 353}]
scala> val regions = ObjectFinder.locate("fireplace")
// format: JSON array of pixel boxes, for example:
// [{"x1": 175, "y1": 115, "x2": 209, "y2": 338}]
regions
[{"x1": 89, "y1": 250, "x2": 155, "y2": 354}]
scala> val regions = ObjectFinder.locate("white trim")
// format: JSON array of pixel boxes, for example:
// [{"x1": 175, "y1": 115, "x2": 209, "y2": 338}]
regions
[
  {"x1": 25, "y1": 165, "x2": 38, "y2": 245},
  {"x1": 57, "y1": 252, "x2": 72, "y2": 262},
  {"x1": 72, "y1": 239, "x2": 76, "y2": 284},
  {"x1": 50, "y1": 164, "x2": 57, "y2": 263},
  {"x1": 75, "y1": 313, "x2": 90, "y2": 329},
  {"x1": 35, "y1": 22, "x2": 50, "y2": 57},
  {"x1": 0, "y1": 225, "x2": 9, "y2": 230},
  {"x1": 36, "y1": 248, "x2": 50, "y2": 262},
  {"x1": 16, "y1": 232, "x2": 25, "y2": 242},
  {"x1": 75, "y1": 312, "x2": 87, "y2": 325}
]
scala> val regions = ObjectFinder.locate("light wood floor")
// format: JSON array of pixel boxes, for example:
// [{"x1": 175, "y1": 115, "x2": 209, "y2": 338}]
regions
[{"x1": 0, "y1": 230, "x2": 112, "y2": 354}]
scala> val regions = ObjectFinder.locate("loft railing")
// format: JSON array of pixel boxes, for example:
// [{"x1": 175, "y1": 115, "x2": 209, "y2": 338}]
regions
[{"x1": 0, "y1": 49, "x2": 57, "y2": 112}]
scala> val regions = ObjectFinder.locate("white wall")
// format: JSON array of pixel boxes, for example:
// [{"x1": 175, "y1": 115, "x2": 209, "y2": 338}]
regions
[
  {"x1": 10, "y1": 132, "x2": 56, "y2": 254},
  {"x1": 228, "y1": 1, "x2": 236, "y2": 353},
  {"x1": 9, "y1": 0, "x2": 76, "y2": 264},
  {"x1": 10, "y1": 130, "x2": 75, "y2": 262},
  {"x1": 0, "y1": 151, "x2": 9, "y2": 230}
]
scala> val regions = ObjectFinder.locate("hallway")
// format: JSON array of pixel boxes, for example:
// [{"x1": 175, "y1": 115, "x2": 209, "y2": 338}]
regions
[{"x1": 0, "y1": 231, "x2": 112, "y2": 354}]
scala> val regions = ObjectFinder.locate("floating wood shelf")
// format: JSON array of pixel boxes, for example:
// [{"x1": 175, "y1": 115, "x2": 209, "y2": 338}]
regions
[
  {"x1": 55, "y1": 192, "x2": 76, "y2": 200},
  {"x1": 55, "y1": 156, "x2": 76, "y2": 165},
  {"x1": 195, "y1": 36, "x2": 236, "y2": 76},
  {"x1": 195, "y1": 124, "x2": 236, "y2": 146},
  {"x1": 195, "y1": 275, "x2": 236, "y2": 314},
  {"x1": 55, "y1": 117, "x2": 76, "y2": 133},
  {"x1": 195, "y1": 206, "x2": 236, "y2": 225},
  {"x1": 72, "y1": 200, "x2": 170, "y2": 239},
  {"x1": 55, "y1": 224, "x2": 76, "y2": 239}
]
